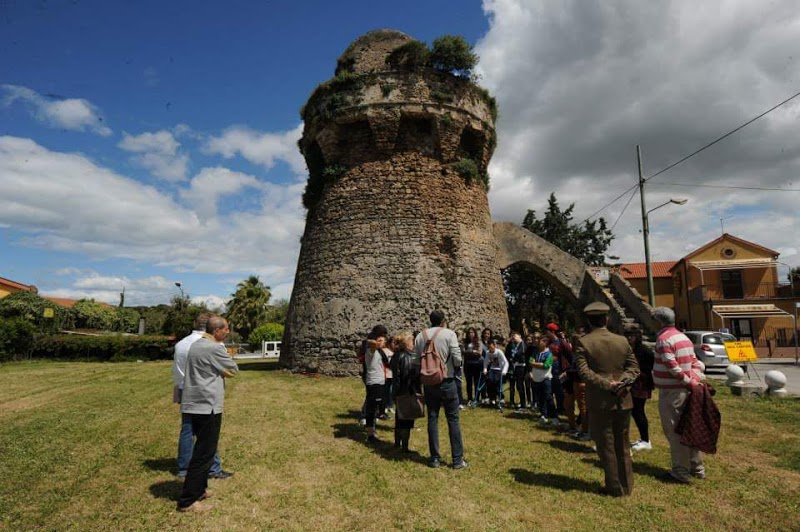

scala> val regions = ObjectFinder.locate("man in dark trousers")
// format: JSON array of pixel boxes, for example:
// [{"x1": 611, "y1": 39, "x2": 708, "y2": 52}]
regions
[
  {"x1": 176, "y1": 316, "x2": 238, "y2": 512},
  {"x1": 414, "y1": 309, "x2": 466, "y2": 470},
  {"x1": 574, "y1": 302, "x2": 640, "y2": 497}
]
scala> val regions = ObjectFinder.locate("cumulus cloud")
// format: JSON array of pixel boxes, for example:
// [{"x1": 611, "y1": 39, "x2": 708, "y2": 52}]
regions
[
  {"x1": 118, "y1": 130, "x2": 189, "y2": 181},
  {"x1": 0, "y1": 136, "x2": 305, "y2": 298},
  {"x1": 476, "y1": 0, "x2": 800, "y2": 264},
  {"x1": 43, "y1": 273, "x2": 176, "y2": 306},
  {"x1": 1, "y1": 84, "x2": 112, "y2": 136},
  {"x1": 204, "y1": 123, "x2": 306, "y2": 175},
  {"x1": 180, "y1": 167, "x2": 263, "y2": 219}
]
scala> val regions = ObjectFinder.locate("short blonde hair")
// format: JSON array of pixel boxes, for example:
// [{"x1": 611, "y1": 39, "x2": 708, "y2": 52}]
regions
[{"x1": 393, "y1": 332, "x2": 414, "y2": 350}]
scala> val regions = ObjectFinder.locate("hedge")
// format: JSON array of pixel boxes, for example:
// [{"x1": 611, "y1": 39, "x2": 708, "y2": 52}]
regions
[{"x1": 32, "y1": 334, "x2": 174, "y2": 362}]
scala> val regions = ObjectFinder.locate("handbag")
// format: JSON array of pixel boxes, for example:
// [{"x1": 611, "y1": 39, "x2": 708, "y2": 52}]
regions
[{"x1": 395, "y1": 393, "x2": 425, "y2": 420}]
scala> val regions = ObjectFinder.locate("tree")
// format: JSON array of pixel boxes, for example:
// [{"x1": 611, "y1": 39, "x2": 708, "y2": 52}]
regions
[
  {"x1": 430, "y1": 35, "x2": 478, "y2": 78},
  {"x1": 0, "y1": 290, "x2": 70, "y2": 333},
  {"x1": 248, "y1": 323, "x2": 284, "y2": 347},
  {"x1": 503, "y1": 193, "x2": 614, "y2": 331},
  {"x1": 225, "y1": 275, "x2": 272, "y2": 342},
  {"x1": 73, "y1": 299, "x2": 117, "y2": 330},
  {"x1": 264, "y1": 298, "x2": 290, "y2": 325},
  {"x1": 788, "y1": 267, "x2": 800, "y2": 284}
]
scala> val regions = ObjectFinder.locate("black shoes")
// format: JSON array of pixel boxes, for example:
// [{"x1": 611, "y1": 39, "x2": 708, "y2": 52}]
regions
[
  {"x1": 657, "y1": 472, "x2": 690, "y2": 485},
  {"x1": 427, "y1": 457, "x2": 441, "y2": 469},
  {"x1": 452, "y1": 460, "x2": 469, "y2": 470},
  {"x1": 209, "y1": 470, "x2": 234, "y2": 480}
]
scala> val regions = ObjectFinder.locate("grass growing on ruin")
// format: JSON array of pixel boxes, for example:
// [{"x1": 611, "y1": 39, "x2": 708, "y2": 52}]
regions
[{"x1": 1, "y1": 359, "x2": 799, "y2": 531}]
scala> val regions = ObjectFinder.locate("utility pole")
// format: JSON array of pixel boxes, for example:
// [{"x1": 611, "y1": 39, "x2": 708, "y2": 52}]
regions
[{"x1": 637, "y1": 145, "x2": 655, "y2": 307}]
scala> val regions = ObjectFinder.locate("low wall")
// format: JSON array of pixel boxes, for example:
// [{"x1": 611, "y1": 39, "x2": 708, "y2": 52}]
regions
[{"x1": 609, "y1": 272, "x2": 660, "y2": 336}]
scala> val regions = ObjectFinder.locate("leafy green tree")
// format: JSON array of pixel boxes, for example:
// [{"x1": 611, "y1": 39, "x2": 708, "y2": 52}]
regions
[
  {"x1": 503, "y1": 193, "x2": 614, "y2": 331},
  {"x1": 73, "y1": 299, "x2": 117, "y2": 330},
  {"x1": 248, "y1": 323, "x2": 284, "y2": 346},
  {"x1": 430, "y1": 35, "x2": 478, "y2": 77},
  {"x1": 385, "y1": 40, "x2": 430, "y2": 70},
  {"x1": 225, "y1": 276, "x2": 272, "y2": 341},
  {"x1": 114, "y1": 308, "x2": 140, "y2": 333},
  {"x1": 788, "y1": 267, "x2": 800, "y2": 283},
  {"x1": 0, "y1": 317, "x2": 37, "y2": 361},
  {"x1": 264, "y1": 298, "x2": 290, "y2": 325}
]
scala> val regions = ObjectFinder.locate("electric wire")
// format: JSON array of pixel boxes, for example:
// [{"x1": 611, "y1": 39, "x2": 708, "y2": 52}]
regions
[
  {"x1": 609, "y1": 187, "x2": 638, "y2": 231},
  {"x1": 652, "y1": 182, "x2": 800, "y2": 192}
]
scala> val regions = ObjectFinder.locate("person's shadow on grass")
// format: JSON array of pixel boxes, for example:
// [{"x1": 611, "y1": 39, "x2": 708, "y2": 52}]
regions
[
  {"x1": 547, "y1": 440, "x2": 595, "y2": 454},
  {"x1": 509, "y1": 468, "x2": 601, "y2": 493},
  {"x1": 149, "y1": 480, "x2": 183, "y2": 501},
  {"x1": 142, "y1": 458, "x2": 175, "y2": 473},
  {"x1": 580, "y1": 456, "x2": 666, "y2": 479},
  {"x1": 332, "y1": 421, "x2": 428, "y2": 465}
]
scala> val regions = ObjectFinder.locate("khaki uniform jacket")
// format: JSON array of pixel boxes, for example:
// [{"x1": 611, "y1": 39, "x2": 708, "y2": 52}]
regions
[{"x1": 574, "y1": 327, "x2": 640, "y2": 411}]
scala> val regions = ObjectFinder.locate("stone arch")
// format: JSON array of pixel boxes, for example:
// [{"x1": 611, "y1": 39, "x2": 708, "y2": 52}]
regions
[{"x1": 492, "y1": 222, "x2": 641, "y2": 333}]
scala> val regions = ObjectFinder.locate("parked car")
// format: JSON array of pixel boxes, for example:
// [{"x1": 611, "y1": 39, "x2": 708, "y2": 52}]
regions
[{"x1": 683, "y1": 330, "x2": 739, "y2": 371}]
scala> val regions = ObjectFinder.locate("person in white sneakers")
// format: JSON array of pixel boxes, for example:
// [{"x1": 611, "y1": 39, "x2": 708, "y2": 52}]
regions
[
  {"x1": 483, "y1": 338, "x2": 508, "y2": 408},
  {"x1": 530, "y1": 336, "x2": 558, "y2": 427},
  {"x1": 626, "y1": 328, "x2": 655, "y2": 452}
]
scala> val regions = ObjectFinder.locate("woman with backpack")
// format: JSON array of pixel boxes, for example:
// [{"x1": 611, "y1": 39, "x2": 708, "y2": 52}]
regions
[{"x1": 390, "y1": 332, "x2": 423, "y2": 452}]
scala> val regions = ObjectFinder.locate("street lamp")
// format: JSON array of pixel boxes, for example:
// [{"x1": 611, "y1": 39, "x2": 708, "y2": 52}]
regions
[
  {"x1": 174, "y1": 282, "x2": 185, "y2": 310},
  {"x1": 637, "y1": 145, "x2": 688, "y2": 307}
]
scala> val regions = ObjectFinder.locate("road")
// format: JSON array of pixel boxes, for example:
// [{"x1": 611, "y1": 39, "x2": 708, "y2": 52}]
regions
[{"x1": 705, "y1": 358, "x2": 800, "y2": 396}]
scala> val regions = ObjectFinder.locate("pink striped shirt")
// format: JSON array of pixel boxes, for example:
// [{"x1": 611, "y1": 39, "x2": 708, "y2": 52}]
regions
[{"x1": 654, "y1": 326, "x2": 704, "y2": 389}]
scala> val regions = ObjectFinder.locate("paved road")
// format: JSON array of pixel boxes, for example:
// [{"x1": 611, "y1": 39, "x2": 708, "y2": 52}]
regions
[{"x1": 705, "y1": 358, "x2": 800, "y2": 396}]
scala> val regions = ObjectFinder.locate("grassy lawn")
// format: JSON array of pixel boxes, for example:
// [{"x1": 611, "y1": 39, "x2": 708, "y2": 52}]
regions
[{"x1": 1, "y1": 359, "x2": 798, "y2": 531}]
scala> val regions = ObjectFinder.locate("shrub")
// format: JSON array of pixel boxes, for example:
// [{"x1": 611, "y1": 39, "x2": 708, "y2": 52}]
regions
[
  {"x1": 32, "y1": 334, "x2": 174, "y2": 361},
  {"x1": 430, "y1": 90, "x2": 454, "y2": 104},
  {"x1": 452, "y1": 158, "x2": 479, "y2": 183},
  {"x1": 385, "y1": 40, "x2": 430, "y2": 70},
  {"x1": 0, "y1": 290, "x2": 69, "y2": 333},
  {"x1": 0, "y1": 317, "x2": 37, "y2": 361},
  {"x1": 73, "y1": 299, "x2": 117, "y2": 330},
  {"x1": 380, "y1": 83, "x2": 396, "y2": 97},
  {"x1": 249, "y1": 323, "x2": 285, "y2": 346},
  {"x1": 430, "y1": 35, "x2": 478, "y2": 77}
]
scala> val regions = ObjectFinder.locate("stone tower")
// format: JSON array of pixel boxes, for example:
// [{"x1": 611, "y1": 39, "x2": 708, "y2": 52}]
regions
[{"x1": 281, "y1": 30, "x2": 509, "y2": 375}]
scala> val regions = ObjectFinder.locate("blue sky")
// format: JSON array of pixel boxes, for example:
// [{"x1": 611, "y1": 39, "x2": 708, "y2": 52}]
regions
[{"x1": 2, "y1": 0, "x2": 799, "y2": 308}]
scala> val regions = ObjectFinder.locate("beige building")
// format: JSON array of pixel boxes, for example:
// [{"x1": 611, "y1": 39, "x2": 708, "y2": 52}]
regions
[
  {"x1": 618, "y1": 261, "x2": 677, "y2": 309},
  {"x1": 670, "y1": 234, "x2": 798, "y2": 346},
  {"x1": 0, "y1": 276, "x2": 37, "y2": 299}
]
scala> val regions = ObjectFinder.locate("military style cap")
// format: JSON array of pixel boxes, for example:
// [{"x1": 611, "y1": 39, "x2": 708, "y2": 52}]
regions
[{"x1": 583, "y1": 301, "x2": 610, "y2": 315}]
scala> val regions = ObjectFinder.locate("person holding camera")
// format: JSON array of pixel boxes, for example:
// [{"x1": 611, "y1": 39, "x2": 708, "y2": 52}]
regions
[{"x1": 574, "y1": 302, "x2": 640, "y2": 497}]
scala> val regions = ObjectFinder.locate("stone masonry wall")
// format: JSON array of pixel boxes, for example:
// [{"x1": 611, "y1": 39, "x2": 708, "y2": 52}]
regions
[{"x1": 282, "y1": 31, "x2": 507, "y2": 375}]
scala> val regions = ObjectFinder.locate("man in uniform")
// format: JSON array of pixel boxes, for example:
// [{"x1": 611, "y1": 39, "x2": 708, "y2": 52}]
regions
[{"x1": 574, "y1": 302, "x2": 640, "y2": 497}]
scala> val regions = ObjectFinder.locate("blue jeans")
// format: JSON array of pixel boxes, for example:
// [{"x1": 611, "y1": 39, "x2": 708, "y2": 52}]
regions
[
  {"x1": 424, "y1": 379, "x2": 464, "y2": 464},
  {"x1": 534, "y1": 379, "x2": 556, "y2": 418},
  {"x1": 178, "y1": 413, "x2": 222, "y2": 475}
]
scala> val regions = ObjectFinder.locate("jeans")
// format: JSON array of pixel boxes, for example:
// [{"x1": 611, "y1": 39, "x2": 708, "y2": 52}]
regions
[
  {"x1": 424, "y1": 379, "x2": 464, "y2": 464},
  {"x1": 534, "y1": 379, "x2": 556, "y2": 418},
  {"x1": 178, "y1": 413, "x2": 221, "y2": 475},
  {"x1": 177, "y1": 413, "x2": 222, "y2": 508},
  {"x1": 632, "y1": 396, "x2": 649, "y2": 442},
  {"x1": 365, "y1": 383, "x2": 385, "y2": 430},
  {"x1": 464, "y1": 361, "x2": 482, "y2": 401}
]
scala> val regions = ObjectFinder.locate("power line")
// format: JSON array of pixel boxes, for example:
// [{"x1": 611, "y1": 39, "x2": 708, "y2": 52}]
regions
[
  {"x1": 581, "y1": 184, "x2": 637, "y2": 223},
  {"x1": 581, "y1": 89, "x2": 800, "y2": 223},
  {"x1": 653, "y1": 182, "x2": 800, "y2": 192},
  {"x1": 645, "y1": 89, "x2": 800, "y2": 182},
  {"x1": 610, "y1": 187, "x2": 638, "y2": 231}
]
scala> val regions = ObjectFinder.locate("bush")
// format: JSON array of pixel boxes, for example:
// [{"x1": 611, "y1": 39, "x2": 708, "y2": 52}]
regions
[
  {"x1": 0, "y1": 317, "x2": 37, "y2": 361},
  {"x1": 31, "y1": 334, "x2": 174, "y2": 361},
  {"x1": 453, "y1": 158, "x2": 479, "y2": 182},
  {"x1": 430, "y1": 35, "x2": 478, "y2": 77},
  {"x1": 249, "y1": 323, "x2": 285, "y2": 346},
  {"x1": 0, "y1": 290, "x2": 70, "y2": 333},
  {"x1": 385, "y1": 40, "x2": 430, "y2": 70}
]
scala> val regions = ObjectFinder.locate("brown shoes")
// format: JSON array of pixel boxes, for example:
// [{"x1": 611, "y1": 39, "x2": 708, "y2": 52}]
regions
[{"x1": 177, "y1": 500, "x2": 213, "y2": 513}]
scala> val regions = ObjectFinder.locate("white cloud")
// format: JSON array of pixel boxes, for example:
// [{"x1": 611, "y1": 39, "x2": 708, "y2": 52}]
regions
[
  {"x1": 204, "y1": 123, "x2": 306, "y2": 175},
  {"x1": 0, "y1": 136, "x2": 304, "y2": 301},
  {"x1": 192, "y1": 294, "x2": 227, "y2": 311},
  {"x1": 2, "y1": 84, "x2": 112, "y2": 136},
  {"x1": 43, "y1": 273, "x2": 176, "y2": 306},
  {"x1": 118, "y1": 130, "x2": 189, "y2": 181},
  {"x1": 477, "y1": 0, "x2": 800, "y2": 264},
  {"x1": 180, "y1": 167, "x2": 263, "y2": 219}
]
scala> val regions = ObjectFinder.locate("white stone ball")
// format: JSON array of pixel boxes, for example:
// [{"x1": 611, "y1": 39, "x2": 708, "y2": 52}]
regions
[
  {"x1": 765, "y1": 370, "x2": 787, "y2": 390},
  {"x1": 725, "y1": 364, "x2": 745, "y2": 383}
]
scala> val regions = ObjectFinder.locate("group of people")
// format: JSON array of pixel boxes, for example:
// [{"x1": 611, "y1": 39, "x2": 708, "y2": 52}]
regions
[{"x1": 358, "y1": 303, "x2": 715, "y2": 497}]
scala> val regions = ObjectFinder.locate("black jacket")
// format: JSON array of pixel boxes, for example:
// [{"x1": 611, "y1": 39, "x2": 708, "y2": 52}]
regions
[{"x1": 390, "y1": 349, "x2": 421, "y2": 397}]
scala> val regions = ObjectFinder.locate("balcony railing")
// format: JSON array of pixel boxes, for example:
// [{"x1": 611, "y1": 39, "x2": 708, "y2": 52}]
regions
[{"x1": 690, "y1": 282, "x2": 796, "y2": 302}]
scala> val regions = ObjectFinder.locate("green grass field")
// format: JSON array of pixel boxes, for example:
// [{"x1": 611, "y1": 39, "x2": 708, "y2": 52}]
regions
[{"x1": 1, "y1": 359, "x2": 798, "y2": 531}]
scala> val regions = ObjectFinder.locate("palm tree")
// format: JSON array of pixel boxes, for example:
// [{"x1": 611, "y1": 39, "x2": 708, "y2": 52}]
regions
[{"x1": 225, "y1": 275, "x2": 272, "y2": 342}]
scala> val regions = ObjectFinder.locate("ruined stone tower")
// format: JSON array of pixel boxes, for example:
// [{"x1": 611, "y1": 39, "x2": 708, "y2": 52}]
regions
[{"x1": 281, "y1": 30, "x2": 509, "y2": 375}]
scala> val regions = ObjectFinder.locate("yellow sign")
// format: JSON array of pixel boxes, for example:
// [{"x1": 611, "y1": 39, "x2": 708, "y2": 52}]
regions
[
  {"x1": 724, "y1": 341, "x2": 758, "y2": 362},
  {"x1": 43, "y1": 307, "x2": 54, "y2": 319}
]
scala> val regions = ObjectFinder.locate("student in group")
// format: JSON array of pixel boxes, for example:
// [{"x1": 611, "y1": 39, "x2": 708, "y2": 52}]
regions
[
  {"x1": 627, "y1": 328, "x2": 655, "y2": 452},
  {"x1": 479, "y1": 328, "x2": 494, "y2": 401},
  {"x1": 363, "y1": 326, "x2": 390, "y2": 443},
  {"x1": 524, "y1": 332, "x2": 540, "y2": 411},
  {"x1": 482, "y1": 338, "x2": 508, "y2": 406},
  {"x1": 390, "y1": 332, "x2": 422, "y2": 452},
  {"x1": 505, "y1": 331, "x2": 527, "y2": 411},
  {"x1": 530, "y1": 336, "x2": 558, "y2": 426},
  {"x1": 462, "y1": 327, "x2": 484, "y2": 405}
]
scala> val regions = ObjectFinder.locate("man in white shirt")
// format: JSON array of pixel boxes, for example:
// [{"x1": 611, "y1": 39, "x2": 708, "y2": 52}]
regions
[{"x1": 172, "y1": 313, "x2": 231, "y2": 479}]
